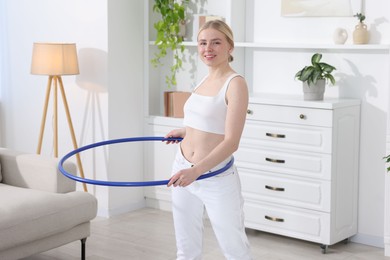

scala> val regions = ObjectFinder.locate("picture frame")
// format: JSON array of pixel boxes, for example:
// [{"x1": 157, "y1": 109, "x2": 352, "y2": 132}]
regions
[{"x1": 281, "y1": 0, "x2": 362, "y2": 17}]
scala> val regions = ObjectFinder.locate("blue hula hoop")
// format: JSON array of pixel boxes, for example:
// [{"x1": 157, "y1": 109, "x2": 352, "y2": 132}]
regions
[{"x1": 58, "y1": 136, "x2": 234, "y2": 187}]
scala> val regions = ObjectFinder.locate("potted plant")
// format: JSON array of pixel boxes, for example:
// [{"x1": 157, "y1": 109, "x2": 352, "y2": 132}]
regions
[
  {"x1": 295, "y1": 53, "x2": 336, "y2": 101},
  {"x1": 354, "y1": 12, "x2": 366, "y2": 23},
  {"x1": 151, "y1": 0, "x2": 189, "y2": 88},
  {"x1": 353, "y1": 13, "x2": 369, "y2": 44}
]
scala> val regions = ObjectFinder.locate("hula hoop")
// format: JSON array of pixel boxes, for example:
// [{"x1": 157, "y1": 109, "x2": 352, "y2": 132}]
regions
[{"x1": 58, "y1": 136, "x2": 234, "y2": 187}]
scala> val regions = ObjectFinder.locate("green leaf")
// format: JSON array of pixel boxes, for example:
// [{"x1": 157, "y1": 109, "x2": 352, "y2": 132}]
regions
[
  {"x1": 325, "y1": 74, "x2": 336, "y2": 85},
  {"x1": 311, "y1": 53, "x2": 322, "y2": 65},
  {"x1": 319, "y1": 62, "x2": 336, "y2": 73},
  {"x1": 312, "y1": 70, "x2": 321, "y2": 82},
  {"x1": 299, "y1": 66, "x2": 314, "y2": 81},
  {"x1": 384, "y1": 154, "x2": 390, "y2": 172}
]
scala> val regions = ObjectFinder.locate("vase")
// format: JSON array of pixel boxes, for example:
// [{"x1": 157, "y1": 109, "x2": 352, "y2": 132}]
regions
[
  {"x1": 302, "y1": 79, "x2": 325, "y2": 101},
  {"x1": 333, "y1": 28, "x2": 348, "y2": 44},
  {"x1": 353, "y1": 22, "x2": 369, "y2": 44}
]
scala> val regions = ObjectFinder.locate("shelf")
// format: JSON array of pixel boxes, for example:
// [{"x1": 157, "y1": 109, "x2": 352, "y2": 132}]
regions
[
  {"x1": 149, "y1": 41, "x2": 390, "y2": 52},
  {"x1": 234, "y1": 42, "x2": 390, "y2": 51}
]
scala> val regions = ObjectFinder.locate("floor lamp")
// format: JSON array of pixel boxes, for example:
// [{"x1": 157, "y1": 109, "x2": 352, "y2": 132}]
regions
[{"x1": 31, "y1": 43, "x2": 88, "y2": 192}]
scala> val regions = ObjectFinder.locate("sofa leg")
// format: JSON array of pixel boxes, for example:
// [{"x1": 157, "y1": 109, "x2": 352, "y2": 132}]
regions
[{"x1": 81, "y1": 238, "x2": 87, "y2": 260}]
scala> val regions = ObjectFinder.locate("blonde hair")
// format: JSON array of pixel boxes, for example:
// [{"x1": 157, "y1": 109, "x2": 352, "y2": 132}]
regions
[{"x1": 197, "y1": 20, "x2": 235, "y2": 62}]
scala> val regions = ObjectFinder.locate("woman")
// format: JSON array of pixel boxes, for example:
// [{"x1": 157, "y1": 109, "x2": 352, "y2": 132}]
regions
[{"x1": 165, "y1": 20, "x2": 252, "y2": 260}]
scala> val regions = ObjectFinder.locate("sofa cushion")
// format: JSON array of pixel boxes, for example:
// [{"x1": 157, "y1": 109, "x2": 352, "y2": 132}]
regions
[
  {"x1": 0, "y1": 183, "x2": 97, "y2": 251},
  {"x1": 0, "y1": 151, "x2": 75, "y2": 193}
]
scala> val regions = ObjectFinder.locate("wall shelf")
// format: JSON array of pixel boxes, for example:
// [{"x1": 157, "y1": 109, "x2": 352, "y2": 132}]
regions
[
  {"x1": 150, "y1": 41, "x2": 390, "y2": 51},
  {"x1": 235, "y1": 42, "x2": 390, "y2": 50}
]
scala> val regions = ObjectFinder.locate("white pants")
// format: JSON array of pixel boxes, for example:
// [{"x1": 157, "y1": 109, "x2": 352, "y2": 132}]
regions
[{"x1": 171, "y1": 148, "x2": 252, "y2": 260}]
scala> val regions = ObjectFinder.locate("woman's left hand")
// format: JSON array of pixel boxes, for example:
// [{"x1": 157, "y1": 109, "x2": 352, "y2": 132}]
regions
[{"x1": 168, "y1": 167, "x2": 200, "y2": 187}]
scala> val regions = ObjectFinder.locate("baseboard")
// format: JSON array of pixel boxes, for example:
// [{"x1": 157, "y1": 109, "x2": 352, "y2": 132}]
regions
[
  {"x1": 97, "y1": 200, "x2": 146, "y2": 218},
  {"x1": 350, "y1": 233, "x2": 384, "y2": 248},
  {"x1": 385, "y1": 243, "x2": 390, "y2": 257},
  {"x1": 145, "y1": 197, "x2": 172, "y2": 212}
]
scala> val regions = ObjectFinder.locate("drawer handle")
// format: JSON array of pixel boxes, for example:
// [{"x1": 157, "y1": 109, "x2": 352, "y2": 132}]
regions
[
  {"x1": 265, "y1": 215, "x2": 285, "y2": 222},
  {"x1": 299, "y1": 114, "x2": 306, "y2": 119},
  {"x1": 247, "y1": 109, "x2": 253, "y2": 115},
  {"x1": 265, "y1": 185, "x2": 285, "y2": 192},
  {"x1": 266, "y1": 133, "x2": 286, "y2": 138},
  {"x1": 265, "y1": 157, "x2": 285, "y2": 164}
]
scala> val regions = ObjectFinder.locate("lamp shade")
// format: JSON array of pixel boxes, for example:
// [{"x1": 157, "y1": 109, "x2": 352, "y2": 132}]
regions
[{"x1": 31, "y1": 43, "x2": 79, "y2": 76}]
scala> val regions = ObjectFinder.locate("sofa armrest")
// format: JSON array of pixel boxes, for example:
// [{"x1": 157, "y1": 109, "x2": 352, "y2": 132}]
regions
[{"x1": 0, "y1": 148, "x2": 76, "y2": 193}]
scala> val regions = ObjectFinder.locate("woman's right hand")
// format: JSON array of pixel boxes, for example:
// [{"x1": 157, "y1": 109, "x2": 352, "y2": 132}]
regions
[{"x1": 164, "y1": 128, "x2": 186, "y2": 144}]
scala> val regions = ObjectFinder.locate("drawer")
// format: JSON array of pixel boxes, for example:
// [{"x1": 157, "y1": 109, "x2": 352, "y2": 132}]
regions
[
  {"x1": 235, "y1": 147, "x2": 331, "y2": 180},
  {"x1": 244, "y1": 201, "x2": 330, "y2": 244},
  {"x1": 246, "y1": 103, "x2": 333, "y2": 127},
  {"x1": 240, "y1": 168, "x2": 330, "y2": 212},
  {"x1": 241, "y1": 121, "x2": 332, "y2": 153}
]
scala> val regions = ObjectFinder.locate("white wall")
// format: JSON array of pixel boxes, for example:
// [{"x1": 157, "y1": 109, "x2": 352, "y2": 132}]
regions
[
  {"x1": 106, "y1": 0, "x2": 145, "y2": 216},
  {"x1": 1, "y1": 0, "x2": 108, "y2": 152},
  {"x1": 0, "y1": 0, "x2": 145, "y2": 217}
]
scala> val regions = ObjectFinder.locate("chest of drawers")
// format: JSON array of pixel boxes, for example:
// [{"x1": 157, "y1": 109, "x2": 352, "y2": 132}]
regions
[{"x1": 236, "y1": 95, "x2": 360, "y2": 253}]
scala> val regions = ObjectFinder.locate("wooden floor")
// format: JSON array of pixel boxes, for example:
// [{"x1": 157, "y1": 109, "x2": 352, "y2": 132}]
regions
[{"x1": 23, "y1": 208, "x2": 386, "y2": 260}]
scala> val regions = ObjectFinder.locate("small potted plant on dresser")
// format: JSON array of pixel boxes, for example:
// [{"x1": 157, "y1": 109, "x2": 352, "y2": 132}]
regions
[{"x1": 295, "y1": 53, "x2": 336, "y2": 101}]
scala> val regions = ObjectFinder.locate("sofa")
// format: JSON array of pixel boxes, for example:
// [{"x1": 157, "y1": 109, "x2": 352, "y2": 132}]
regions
[{"x1": 0, "y1": 148, "x2": 98, "y2": 260}]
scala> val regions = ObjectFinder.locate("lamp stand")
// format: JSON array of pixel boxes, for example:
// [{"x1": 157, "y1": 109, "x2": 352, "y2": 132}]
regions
[{"x1": 37, "y1": 75, "x2": 88, "y2": 192}]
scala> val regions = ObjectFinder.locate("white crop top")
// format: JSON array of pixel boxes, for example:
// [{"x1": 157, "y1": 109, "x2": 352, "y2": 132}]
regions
[{"x1": 183, "y1": 73, "x2": 241, "y2": 135}]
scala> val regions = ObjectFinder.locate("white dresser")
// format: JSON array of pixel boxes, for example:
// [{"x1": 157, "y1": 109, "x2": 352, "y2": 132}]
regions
[{"x1": 236, "y1": 94, "x2": 361, "y2": 253}]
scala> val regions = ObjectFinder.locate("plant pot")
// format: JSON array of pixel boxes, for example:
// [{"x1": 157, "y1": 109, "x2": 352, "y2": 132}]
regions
[
  {"x1": 353, "y1": 22, "x2": 369, "y2": 44},
  {"x1": 302, "y1": 79, "x2": 325, "y2": 101}
]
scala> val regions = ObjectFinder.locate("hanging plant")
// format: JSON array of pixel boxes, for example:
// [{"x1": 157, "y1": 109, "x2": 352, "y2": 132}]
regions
[
  {"x1": 384, "y1": 154, "x2": 390, "y2": 172},
  {"x1": 151, "y1": 0, "x2": 189, "y2": 88}
]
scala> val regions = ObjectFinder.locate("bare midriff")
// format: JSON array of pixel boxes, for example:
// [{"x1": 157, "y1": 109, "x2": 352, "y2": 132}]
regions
[{"x1": 180, "y1": 126, "x2": 224, "y2": 164}]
